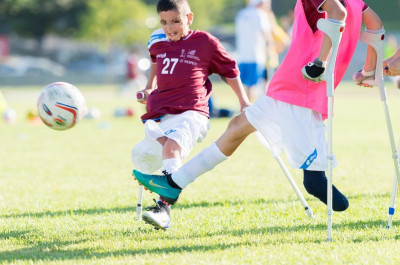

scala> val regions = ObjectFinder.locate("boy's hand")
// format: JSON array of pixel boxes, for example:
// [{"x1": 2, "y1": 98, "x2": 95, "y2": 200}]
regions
[
  {"x1": 353, "y1": 70, "x2": 373, "y2": 88},
  {"x1": 136, "y1": 91, "x2": 146, "y2": 103},
  {"x1": 136, "y1": 89, "x2": 152, "y2": 104},
  {"x1": 384, "y1": 63, "x2": 400, "y2": 77}
]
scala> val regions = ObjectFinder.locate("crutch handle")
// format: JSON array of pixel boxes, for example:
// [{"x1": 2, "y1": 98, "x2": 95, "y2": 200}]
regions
[{"x1": 317, "y1": 19, "x2": 346, "y2": 97}]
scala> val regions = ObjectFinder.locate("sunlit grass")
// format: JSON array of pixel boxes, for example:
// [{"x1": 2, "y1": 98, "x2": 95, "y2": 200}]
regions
[{"x1": 1, "y1": 81, "x2": 400, "y2": 264}]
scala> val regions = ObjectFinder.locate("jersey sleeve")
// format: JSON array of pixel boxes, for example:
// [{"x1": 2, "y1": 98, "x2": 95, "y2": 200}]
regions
[
  {"x1": 308, "y1": 0, "x2": 327, "y2": 13},
  {"x1": 208, "y1": 35, "x2": 239, "y2": 79},
  {"x1": 147, "y1": 29, "x2": 168, "y2": 63}
]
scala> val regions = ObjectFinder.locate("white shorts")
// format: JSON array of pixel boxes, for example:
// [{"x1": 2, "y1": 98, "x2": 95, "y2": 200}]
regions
[
  {"x1": 245, "y1": 96, "x2": 337, "y2": 171},
  {"x1": 131, "y1": 111, "x2": 210, "y2": 173}
]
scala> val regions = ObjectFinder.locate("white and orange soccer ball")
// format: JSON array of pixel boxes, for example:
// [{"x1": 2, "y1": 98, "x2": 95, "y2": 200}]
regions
[{"x1": 37, "y1": 82, "x2": 86, "y2": 130}]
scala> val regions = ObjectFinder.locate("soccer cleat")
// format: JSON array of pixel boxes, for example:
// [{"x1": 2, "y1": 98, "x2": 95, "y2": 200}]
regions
[
  {"x1": 302, "y1": 62, "x2": 326, "y2": 83},
  {"x1": 142, "y1": 199, "x2": 171, "y2": 230},
  {"x1": 132, "y1": 169, "x2": 181, "y2": 205},
  {"x1": 353, "y1": 69, "x2": 375, "y2": 86}
]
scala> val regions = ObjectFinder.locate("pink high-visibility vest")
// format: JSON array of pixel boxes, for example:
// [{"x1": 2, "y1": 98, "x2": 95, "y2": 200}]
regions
[{"x1": 267, "y1": 0, "x2": 365, "y2": 119}]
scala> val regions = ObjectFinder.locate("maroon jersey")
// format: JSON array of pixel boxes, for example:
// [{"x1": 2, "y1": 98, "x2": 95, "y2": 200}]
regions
[
  {"x1": 141, "y1": 29, "x2": 239, "y2": 122},
  {"x1": 302, "y1": 0, "x2": 369, "y2": 32}
]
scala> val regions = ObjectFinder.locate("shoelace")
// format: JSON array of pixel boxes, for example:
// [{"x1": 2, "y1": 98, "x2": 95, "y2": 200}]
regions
[
  {"x1": 161, "y1": 170, "x2": 171, "y2": 177},
  {"x1": 145, "y1": 199, "x2": 165, "y2": 213}
]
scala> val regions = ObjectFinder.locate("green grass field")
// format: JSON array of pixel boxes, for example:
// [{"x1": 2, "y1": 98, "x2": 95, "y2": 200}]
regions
[{"x1": 1, "y1": 81, "x2": 400, "y2": 264}]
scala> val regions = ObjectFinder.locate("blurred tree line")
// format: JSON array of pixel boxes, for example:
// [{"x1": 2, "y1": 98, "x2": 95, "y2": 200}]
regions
[{"x1": 0, "y1": 0, "x2": 399, "y2": 52}]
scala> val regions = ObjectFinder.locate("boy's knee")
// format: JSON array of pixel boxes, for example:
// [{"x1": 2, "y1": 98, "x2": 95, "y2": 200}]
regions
[
  {"x1": 227, "y1": 114, "x2": 244, "y2": 132},
  {"x1": 227, "y1": 114, "x2": 255, "y2": 138}
]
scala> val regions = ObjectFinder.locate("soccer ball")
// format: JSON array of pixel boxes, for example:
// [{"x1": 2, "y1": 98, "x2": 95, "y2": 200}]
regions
[{"x1": 37, "y1": 82, "x2": 87, "y2": 130}]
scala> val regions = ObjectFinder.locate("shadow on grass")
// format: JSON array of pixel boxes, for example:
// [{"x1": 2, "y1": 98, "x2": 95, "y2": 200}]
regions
[
  {"x1": 0, "y1": 241, "x2": 246, "y2": 262},
  {"x1": 0, "y1": 198, "x2": 293, "y2": 219},
  {"x1": 0, "y1": 206, "x2": 136, "y2": 219},
  {"x1": 0, "y1": 218, "x2": 398, "y2": 262},
  {"x1": 0, "y1": 239, "x2": 88, "y2": 262},
  {"x1": 155, "y1": 219, "x2": 397, "y2": 243},
  {"x1": 0, "y1": 191, "x2": 392, "y2": 219},
  {"x1": 0, "y1": 230, "x2": 29, "y2": 239}
]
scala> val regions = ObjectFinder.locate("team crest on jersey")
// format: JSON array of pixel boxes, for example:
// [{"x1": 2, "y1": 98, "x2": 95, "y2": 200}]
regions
[
  {"x1": 180, "y1": 49, "x2": 186, "y2": 58},
  {"x1": 187, "y1": 49, "x2": 200, "y2": 61}
]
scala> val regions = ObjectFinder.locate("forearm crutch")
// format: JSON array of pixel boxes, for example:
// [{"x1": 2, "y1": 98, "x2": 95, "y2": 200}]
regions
[
  {"x1": 255, "y1": 132, "x2": 315, "y2": 219},
  {"x1": 358, "y1": 29, "x2": 400, "y2": 229},
  {"x1": 136, "y1": 186, "x2": 144, "y2": 221},
  {"x1": 317, "y1": 18, "x2": 346, "y2": 242}
]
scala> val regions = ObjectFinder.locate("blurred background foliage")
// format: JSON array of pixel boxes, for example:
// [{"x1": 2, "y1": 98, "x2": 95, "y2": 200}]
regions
[
  {"x1": 0, "y1": 0, "x2": 398, "y2": 86},
  {"x1": 0, "y1": 0, "x2": 398, "y2": 49}
]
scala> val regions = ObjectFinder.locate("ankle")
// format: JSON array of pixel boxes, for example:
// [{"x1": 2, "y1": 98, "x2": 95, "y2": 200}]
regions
[{"x1": 167, "y1": 174, "x2": 182, "y2": 190}]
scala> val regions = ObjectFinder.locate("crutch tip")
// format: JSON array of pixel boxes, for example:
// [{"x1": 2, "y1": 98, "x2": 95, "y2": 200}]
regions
[
  {"x1": 305, "y1": 207, "x2": 315, "y2": 219},
  {"x1": 386, "y1": 225, "x2": 392, "y2": 229}
]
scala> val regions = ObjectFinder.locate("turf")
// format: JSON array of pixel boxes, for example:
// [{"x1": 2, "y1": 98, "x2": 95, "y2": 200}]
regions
[{"x1": 1, "y1": 81, "x2": 400, "y2": 264}]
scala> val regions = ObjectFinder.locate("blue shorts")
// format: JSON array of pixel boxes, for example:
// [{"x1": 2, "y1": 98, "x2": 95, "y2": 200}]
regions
[{"x1": 238, "y1": 63, "x2": 266, "y2": 87}]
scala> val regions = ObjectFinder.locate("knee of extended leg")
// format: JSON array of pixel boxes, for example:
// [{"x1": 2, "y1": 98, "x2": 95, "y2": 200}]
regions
[{"x1": 227, "y1": 115, "x2": 242, "y2": 131}]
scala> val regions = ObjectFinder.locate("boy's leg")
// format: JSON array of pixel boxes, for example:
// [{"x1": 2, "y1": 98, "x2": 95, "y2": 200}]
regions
[
  {"x1": 303, "y1": 170, "x2": 349, "y2": 211},
  {"x1": 133, "y1": 112, "x2": 256, "y2": 203},
  {"x1": 141, "y1": 112, "x2": 209, "y2": 228},
  {"x1": 142, "y1": 156, "x2": 181, "y2": 230},
  {"x1": 172, "y1": 113, "x2": 256, "y2": 189}
]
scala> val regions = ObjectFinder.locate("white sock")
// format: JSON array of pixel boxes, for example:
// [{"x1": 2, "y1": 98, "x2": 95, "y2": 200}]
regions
[
  {"x1": 172, "y1": 142, "x2": 228, "y2": 189},
  {"x1": 162, "y1": 158, "x2": 182, "y2": 174}
]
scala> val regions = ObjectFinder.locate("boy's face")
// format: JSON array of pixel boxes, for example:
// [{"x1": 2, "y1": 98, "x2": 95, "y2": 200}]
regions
[{"x1": 159, "y1": 9, "x2": 193, "y2": 42}]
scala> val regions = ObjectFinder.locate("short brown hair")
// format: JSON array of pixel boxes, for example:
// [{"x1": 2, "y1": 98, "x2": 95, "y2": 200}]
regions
[{"x1": 156, "y1": 0, "x2": 191, "y2": 14}]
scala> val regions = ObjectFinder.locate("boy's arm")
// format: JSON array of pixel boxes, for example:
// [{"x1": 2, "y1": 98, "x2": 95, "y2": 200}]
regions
[
  {"x1": 137, "y1": 63, "x2": 157, "y2": 104},
  {"x1": 362, "y1": 8, "x2": 382, "y2": 30},
  {"x1": 354, "y1": 7, "x2": 383, "y2": 87},
  {"x1": 362, "y1": 8, "x2": 383, "y2": 73},
  {"x1": 224, "y1": 76, "x2": 251, "y2": 112}
]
